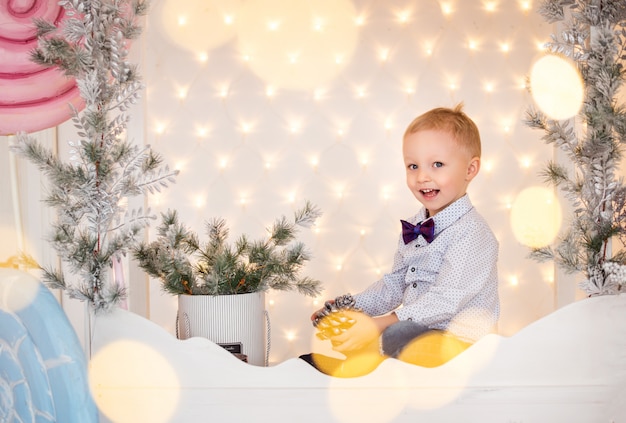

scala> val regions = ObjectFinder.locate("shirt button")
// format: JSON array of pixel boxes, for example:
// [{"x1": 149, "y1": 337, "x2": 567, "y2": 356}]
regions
[
  {"x1": 412, "y1": 282, "x2": 417, "y2": 288},
  {"x1": 407, "y1": 317, "x2": 413, "y2": 321},
  {"x1": 410, "y1": 267, "x2": 416, "y2": 272}
]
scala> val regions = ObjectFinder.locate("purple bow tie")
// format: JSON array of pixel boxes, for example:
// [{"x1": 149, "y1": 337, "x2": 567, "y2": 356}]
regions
[{"x1": 401, "y1": 218, "x2": 435, "y2": 244}]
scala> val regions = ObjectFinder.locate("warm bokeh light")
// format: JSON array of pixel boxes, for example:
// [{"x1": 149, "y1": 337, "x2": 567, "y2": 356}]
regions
[
  {"x1": 510, "y1": 186, "x2": 562, "y2": 248},
  {"x1": 0, "y1": 268, "x2": 40, "y2": 312},
  {"x1": 89, "y1": 340, "x2": 180, "y2": 423},
  {"x1": 236, "y1": 0, "x2": 359, "y2": 90},
  {"x1": 160, "y1": 0, "x2": 242, "y2": 54},
  {"x1": 530, "y1": 54, "x2": 584, "y2": 120}
]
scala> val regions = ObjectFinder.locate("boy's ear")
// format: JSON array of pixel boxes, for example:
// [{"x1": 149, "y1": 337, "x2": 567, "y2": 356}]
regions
[{"x1": 466, "y1": 157, "x2": 480, "y2": 181}]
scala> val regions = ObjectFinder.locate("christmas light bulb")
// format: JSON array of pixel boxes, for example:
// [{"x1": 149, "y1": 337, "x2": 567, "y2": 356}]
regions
[
  {"x1": 288, "y1": 53, "x2": 299, "y2": 64},
  {"x1": 313, "y1": 18, "x2": 325, "y2": 31},
  {"x1": 177, "y1": 87, "x2": 188, "y2": 99},
  {"x1": 379, "y1": 48, "x2": 390, "y2": 62},
  {"x1": 195, "y1": 195, "x2": 205, "y2": 208},
  {"x1": 484, "y1": 2, "x2": 497, "y2": 12},
  {"x1": 518, "y1": 78, "x2": 527, "y2": 90},
  {"x1": 397, "y1": 10, "x2": 410, "y2": 23},
  {"x1": 155, "y1": 123, "x2": 166, "y2": 135},
  {"x1": 289, "y1": 121, "x2": 301, "y2": 133}
]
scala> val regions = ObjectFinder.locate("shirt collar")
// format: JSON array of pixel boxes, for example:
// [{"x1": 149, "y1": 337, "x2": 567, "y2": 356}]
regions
[{"x1": 415, "y1": 194, "x2": 474, "y2": 237}]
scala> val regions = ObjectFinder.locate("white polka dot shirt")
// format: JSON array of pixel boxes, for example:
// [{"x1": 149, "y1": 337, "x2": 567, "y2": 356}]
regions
[{"x1": 354, "y1": 194, "x2": 500, "y2": 342}]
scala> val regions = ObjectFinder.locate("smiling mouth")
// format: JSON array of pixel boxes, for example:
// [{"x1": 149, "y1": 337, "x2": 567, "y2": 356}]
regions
[{"x1": 420, "y1": 189, "x2": 439, "y2": 198}]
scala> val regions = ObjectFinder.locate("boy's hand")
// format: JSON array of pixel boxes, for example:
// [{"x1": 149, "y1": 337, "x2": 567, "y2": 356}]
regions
[
  {"x1": 310, "y1": 299, "x2": 334, "y2": 321},
  {"x1": 328, "y1": 312, "x2": 399, "y2": 353},
  {"x1": 328, "y1": 310, "x2": 379, "y2": 353}
]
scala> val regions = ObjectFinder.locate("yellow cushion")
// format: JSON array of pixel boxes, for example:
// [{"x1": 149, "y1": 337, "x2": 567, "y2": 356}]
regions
[{"x1": 397, "y1": 331, "x2": 472, "y2": 368}]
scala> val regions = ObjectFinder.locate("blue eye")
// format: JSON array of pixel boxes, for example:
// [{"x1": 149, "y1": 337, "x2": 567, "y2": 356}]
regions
[
  {"x1": 408, "y1": 164, "x2": 418, "y2": 170},
  {"x1": 433, "y1": 162, "x2": 443, "y2": 168}
]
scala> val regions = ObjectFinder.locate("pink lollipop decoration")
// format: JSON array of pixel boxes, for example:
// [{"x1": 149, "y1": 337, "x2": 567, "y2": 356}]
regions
[{"x1": 0, "y1": 0, "x2": 84, "y2": 135}]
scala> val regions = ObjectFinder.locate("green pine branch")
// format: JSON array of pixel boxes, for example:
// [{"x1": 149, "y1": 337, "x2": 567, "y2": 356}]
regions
[
  {"x1": 528, "y1": 0, "x2": 626, "y2": 295},
  {"x1": 132, "y1": 203, "x2": 323, "y2": 297},
  {"x1": 10, "y1": 0, "x2": 178, "y2": 312}
]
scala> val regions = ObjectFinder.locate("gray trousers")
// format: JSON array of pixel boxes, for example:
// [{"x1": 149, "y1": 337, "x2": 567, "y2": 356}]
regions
[{"x1": 380, "y1": 320, "x2": 433, "y2": 358}]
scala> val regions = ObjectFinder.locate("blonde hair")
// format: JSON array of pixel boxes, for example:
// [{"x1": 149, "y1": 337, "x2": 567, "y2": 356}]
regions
[{"x1": 403, "y1": 103, "x2": 481, "y2": 158}]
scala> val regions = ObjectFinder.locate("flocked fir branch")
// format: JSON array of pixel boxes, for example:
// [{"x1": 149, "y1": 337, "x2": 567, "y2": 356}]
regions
[
  {"x1": 132, "y1": 202, "x2": 323, "y2": 297},
  {"x1": 525, "y1": 0, "x2": 626, "y2": 295},
  {"x1": 10, "y1": 0, "x2": 178, "y2": 312}
]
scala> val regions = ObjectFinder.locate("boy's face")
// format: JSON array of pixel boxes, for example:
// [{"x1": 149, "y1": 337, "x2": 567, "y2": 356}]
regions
[{"x1": 403, "y1": 129, "x2": 479, "y2": 216}]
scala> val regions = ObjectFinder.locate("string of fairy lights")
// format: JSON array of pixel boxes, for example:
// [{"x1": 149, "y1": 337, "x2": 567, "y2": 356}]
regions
[{"x1": 143, "y1": 0, "x2": 579, "y2": 358}]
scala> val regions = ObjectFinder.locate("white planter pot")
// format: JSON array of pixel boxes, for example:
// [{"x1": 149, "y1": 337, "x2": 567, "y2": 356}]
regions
[{"x1": 177, "y1": 291, "x2": 268, "y2": 366}]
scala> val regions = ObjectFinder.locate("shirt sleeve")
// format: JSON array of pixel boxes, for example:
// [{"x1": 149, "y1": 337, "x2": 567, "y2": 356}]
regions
[
  {"x1": 395, "y1": 219, "x2": 499, "y2": 328},
  {"x1": 353, "y1": 238, "x2": 408, "y2": 316}
]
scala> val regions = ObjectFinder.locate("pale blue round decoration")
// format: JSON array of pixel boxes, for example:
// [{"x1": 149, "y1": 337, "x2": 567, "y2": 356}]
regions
[{"x1": 0, "y1": 269, "x2": 97, "y2": 422}]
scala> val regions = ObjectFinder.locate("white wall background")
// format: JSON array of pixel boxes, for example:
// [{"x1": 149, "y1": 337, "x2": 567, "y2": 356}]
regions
[{"x1": 0, "y1": 0, "x2": 589, "y2": 364}]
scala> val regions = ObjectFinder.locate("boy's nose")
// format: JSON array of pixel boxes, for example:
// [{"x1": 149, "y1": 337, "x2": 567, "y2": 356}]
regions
[{"x1": 415, "y1": 169, "x2": 431, "y2": 182}]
